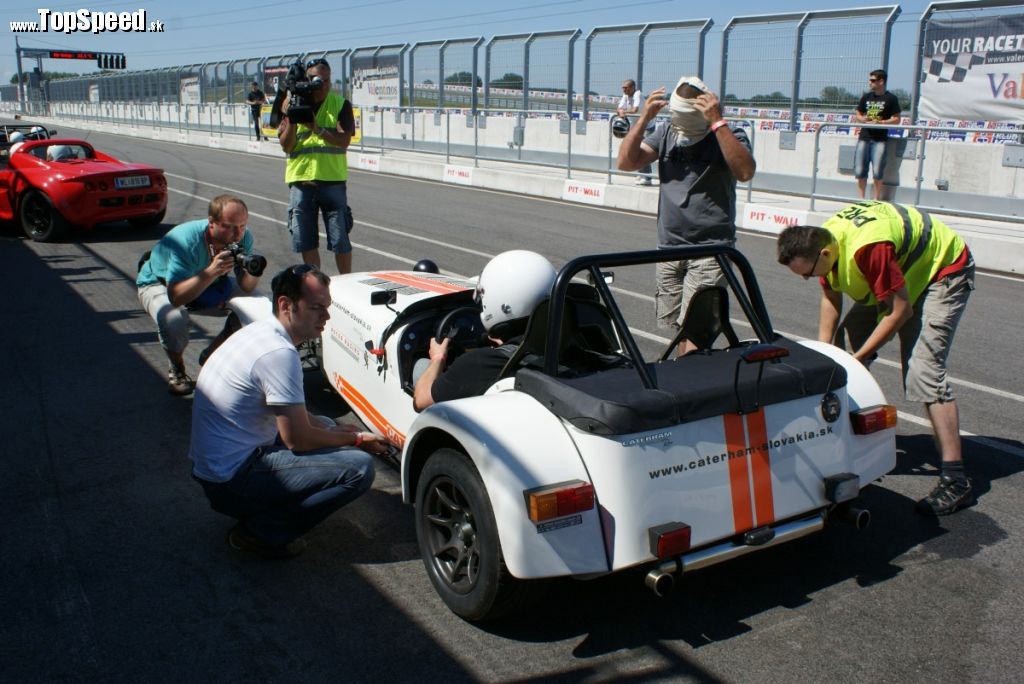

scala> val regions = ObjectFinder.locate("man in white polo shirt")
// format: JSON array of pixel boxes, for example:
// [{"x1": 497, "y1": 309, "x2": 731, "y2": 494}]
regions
[{"x1": 189, "y1": 264, "x2": 388, "y2": 558}]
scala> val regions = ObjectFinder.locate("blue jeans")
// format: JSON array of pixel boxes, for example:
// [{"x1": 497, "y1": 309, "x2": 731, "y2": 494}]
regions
[
  {"x1": 287, "y1": 181, "x2": 352, "y2": 254},
  {"x1": 854, "y1": 139, "x2": 887, "y2": 180},
  {"x1": 196, "y1": 442, "x2": 375, "y2": 545}
]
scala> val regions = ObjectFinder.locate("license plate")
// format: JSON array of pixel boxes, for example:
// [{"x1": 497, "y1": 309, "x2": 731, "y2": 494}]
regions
[{"x1": 115, "y1": 175, "x2": 150, "y2": 189}]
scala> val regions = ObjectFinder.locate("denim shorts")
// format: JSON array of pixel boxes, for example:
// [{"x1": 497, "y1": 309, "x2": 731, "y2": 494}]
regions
[
  {"x1": 854, "y1": 139, "x2": 887, "y2": 181},
  {"x1": 287, "y1": 181, "x2": 352, "y2": 254}
]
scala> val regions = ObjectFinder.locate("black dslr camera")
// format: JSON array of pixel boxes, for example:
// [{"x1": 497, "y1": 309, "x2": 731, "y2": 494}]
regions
[
  {"x1": 227, "y1": 243, "x2": 267, "y2": 277},
  {"x1": 268, "y1": 59, "x2": 323, "y2": 126}
]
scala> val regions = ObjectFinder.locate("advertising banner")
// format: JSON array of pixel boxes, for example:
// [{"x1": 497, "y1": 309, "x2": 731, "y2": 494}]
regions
[
  {"x1": 919, "y1": 13, "x2": 1024, "y2": 122},
  {"x1": 350, "y1": 54, "x2": 400, "y2": 107},
  {"x1": 179, "y1": 75, "x2": 200, "y2": 105},
  {"x1": 262, "y1": 65, "x2": 289, "y2": 97}
]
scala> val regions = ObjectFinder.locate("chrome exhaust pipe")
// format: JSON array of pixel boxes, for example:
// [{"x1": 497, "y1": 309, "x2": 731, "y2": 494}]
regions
[
  {"x1": 832, "y1": 505, "x2": 871, "y2": 530},
  {"x1": 645, "y1": 568, "x2": 675, "y2": 597},
  {"x1": 645, "y1": 513, "x2": 827, "y2": 588}
]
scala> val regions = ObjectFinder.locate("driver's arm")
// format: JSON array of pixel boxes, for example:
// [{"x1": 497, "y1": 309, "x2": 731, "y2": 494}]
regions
[{"x1": 413, "y1": 337, "x2": 450, "y2": 412}]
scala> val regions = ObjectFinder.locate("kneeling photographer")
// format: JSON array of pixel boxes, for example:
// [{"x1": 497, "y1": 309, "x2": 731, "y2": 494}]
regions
[
  {"x1": 137, "y1": 194, "x2": 269, "y2": 395},
  {"x1": 275, "y1": 57, "x2": 356, "y2": 275}
]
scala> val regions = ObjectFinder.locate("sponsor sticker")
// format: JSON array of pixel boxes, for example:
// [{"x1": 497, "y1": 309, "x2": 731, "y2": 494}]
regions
[{"x1": 536, "y1": 514, "x2": 582, "y2": 534}]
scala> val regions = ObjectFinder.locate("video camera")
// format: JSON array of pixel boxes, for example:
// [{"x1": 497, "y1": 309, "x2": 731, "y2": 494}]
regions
[
  {"x1": 268, "y1": 59, "x2": 323, "y2": 127},
  {"x1": 227, "y1": 243, "x2": 267, "y2": 277}
]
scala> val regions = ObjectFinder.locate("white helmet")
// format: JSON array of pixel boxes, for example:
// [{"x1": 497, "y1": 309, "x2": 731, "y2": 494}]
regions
[
  {"x1": 476, "y1": 250, "x2": 556, "y2": 335},
  {"x1": 29, "y1": 126, "x2": 46, "y2": 139},
  {"x1": 9, "y1": 131, "x2": 24, "y2": 152},
  {"x1": 47, "y1": 144, "x2": 73, "y2": 161}
]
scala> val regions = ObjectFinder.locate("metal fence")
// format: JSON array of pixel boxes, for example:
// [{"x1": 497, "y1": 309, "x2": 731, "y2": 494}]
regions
[{"x1": 12, "y1": 1, "x2": 1019, "y2": 129}]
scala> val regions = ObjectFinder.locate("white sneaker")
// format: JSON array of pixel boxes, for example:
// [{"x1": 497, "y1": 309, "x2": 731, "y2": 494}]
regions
[{"x1": 634, "y1": 176, "x2": 652, "y2": 186}]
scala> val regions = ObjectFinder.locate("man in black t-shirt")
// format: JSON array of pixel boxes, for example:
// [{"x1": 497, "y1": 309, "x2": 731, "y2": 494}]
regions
[
  {"x1": 854, "y1": 69, "x2": 901, "y2": 200},
  {"x1": 246, "y1": 82, "x2": 267, "y2": 141},
  {"x1": 413, "y1": 251, "x2": 556, "y2": 411}
]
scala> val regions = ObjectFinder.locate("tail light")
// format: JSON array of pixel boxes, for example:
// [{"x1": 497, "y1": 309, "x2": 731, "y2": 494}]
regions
[
  {"x1": 741, "y1": 344, "x2": 790, "y2": 363},
  {"x1": 98, "y1": 180, "x2": 108, "y2": 191},
  {"x1": 648, "y1": 522, "x2": 692, "y2": 559},
  {"x1": 84, "y1": 181, "x2": 95, "y2": 191},
  {"x1": 850, "y1": 405, "x2": 897, "y2": 434},
  {"x1": 525, "y1": 480, "x2": 594, "y2": 523}
]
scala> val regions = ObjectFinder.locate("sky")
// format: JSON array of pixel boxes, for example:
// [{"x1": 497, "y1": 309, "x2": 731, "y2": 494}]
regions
[{"x1": 0, "y1": 0, "x2": 966, "y2": 96}]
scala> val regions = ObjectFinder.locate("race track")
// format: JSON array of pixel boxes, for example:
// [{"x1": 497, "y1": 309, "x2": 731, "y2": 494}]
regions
[{"x1": 3, "y1": 121, "x2": 1023, "y2": 682}]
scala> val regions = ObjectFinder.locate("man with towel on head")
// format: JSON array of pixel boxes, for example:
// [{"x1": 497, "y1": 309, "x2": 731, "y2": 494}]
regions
[{"x1": 617, "y1": 76, "x2": 756, "y2": 355}]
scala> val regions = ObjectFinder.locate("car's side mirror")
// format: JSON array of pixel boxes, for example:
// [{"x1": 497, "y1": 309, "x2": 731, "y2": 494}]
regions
[
  {"x1": 371, "y1": 290, "x2": 397, "y2": 306},
  {"x1": 49, "y1": 130, "x2": 58, "y2": 137}
]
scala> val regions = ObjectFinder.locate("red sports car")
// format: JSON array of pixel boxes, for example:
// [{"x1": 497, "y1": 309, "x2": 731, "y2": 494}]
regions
[{"x1": 0, "y1": 124, "x2": 167, "y2": 242}]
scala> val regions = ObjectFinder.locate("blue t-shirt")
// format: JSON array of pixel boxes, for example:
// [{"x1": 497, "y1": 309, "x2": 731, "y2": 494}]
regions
[{"x1": 137, "y1": 219, "x2": 254, "y2": 288}]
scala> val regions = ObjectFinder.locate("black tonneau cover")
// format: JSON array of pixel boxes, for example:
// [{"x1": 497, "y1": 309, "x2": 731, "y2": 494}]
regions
[{"x1": 514, "y1": 338, "x2": 846, "y2": 435}]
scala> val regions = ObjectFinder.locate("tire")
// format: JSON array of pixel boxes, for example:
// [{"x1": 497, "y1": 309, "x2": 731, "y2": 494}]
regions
[
  {"x1": 19, "y1": 190, "x2": 70, "y2": 242},
  {"x1": 129, "y1": 208, "x2": 166, "y2": 228},
  {"x1": 415, "y1": 448, "x2": 542, "y2": 621}
]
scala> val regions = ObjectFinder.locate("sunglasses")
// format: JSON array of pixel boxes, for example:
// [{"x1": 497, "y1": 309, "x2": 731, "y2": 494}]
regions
[
  {"x1": 803, "y1": 250, "x2": 823, "y2": 278},
  {"x1": 306, "y1": 58, "x2": 330, "y2": 70}
]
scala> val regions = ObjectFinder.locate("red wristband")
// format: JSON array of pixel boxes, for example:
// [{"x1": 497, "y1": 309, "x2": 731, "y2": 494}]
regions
[
  {"x1": 354, "y1": 433, "x2": 364, "y2": 447},
  {"x1": 710, "y1": 120, "x2": 729, "y2": 133}
]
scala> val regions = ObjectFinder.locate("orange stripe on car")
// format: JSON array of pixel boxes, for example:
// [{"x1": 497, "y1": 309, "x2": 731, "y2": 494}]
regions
[
  {"x1": 370, "y1": 272, "x2": 469, "y2": 294},
  {"x1": 723, "y1": 413, "x2": 753, "y2": 533},
  {"x1": 332, "y1": 372, "x2": 406, "y2": 447},
  {"x1": 745, "y1": 408, "x2": 775, "y2": 526}
]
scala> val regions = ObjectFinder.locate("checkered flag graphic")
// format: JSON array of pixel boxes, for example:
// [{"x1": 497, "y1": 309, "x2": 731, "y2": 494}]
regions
[{"x1": 923, "y1": 51, "x2": 986, "y2": 83}]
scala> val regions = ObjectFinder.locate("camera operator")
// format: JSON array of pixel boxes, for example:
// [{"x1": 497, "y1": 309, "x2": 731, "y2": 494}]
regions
[
  {"x1": 137, "y1": 195, "x2": 268, "y2": 395},
  {"x1": 277, "y1": 57, "x2": 356, "y2": 275}
]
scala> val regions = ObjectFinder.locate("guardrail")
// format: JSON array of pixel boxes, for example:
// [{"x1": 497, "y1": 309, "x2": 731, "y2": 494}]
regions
[{"x1": 31, "y1": 101, "x2": 1024, "y2": 226}]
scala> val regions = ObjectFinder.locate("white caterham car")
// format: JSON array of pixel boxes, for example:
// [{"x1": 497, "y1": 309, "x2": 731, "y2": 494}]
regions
[{"x1": 318, "y1": 245, "x2": 896, "y2": 621}]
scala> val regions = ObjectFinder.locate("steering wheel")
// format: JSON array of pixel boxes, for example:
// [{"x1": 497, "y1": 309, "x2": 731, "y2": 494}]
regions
[{"x1": 434, "y1": 306, "x2": 487, "y2": 346}]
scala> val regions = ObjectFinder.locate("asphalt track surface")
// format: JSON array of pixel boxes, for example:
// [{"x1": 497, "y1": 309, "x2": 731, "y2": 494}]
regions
[{"x1": 4, "y1": 122, "x2": 1024, "y2": 682}]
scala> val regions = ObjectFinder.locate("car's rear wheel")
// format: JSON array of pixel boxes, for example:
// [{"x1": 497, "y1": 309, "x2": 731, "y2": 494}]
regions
[
  {"x1": 129, "y1": 208, "x2": 166, "y2": 228},
  {"x1": 415, "y1": 448, "x2": 542, "y2": 621},
  {"x1": 19, "y1": 190, "x2": 70, "y2": 242}
]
